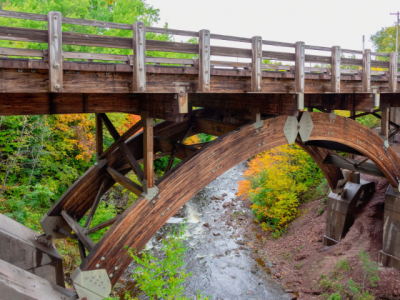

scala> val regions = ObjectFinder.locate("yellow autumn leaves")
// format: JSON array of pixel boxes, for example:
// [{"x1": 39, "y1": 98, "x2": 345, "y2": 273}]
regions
[{"x1": 238, "y1": 144, "x2": 322, "y2": 235}]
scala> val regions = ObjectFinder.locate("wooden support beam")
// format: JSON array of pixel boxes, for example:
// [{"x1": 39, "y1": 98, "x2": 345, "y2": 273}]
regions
[
  {"x1": 98, "y1": 113, "x2": 144, "y2": 181},
  {"x1": 165, "y1": 124, "x2": 193, "y2": 173},
  {"x1": 153, "y1": 137, "x2": 198, "y2": 160},
  {"x1": 61, "y1": 210, "x2": 95, "y2": 252},
  {"x1": 132, "y1": 21, "x2": 146, "y2": 92},
  {"x1": 100, "y1": 120, "x2": 143, "y2": 159},
  {"x1": 295, "y1": 41, "x2": 305, "y2": 94},
  {"x1": 78, "y1": 240, "x2": 87, "y2": 260},
  {"x1": 389, "y1": 52, "x2": 398, "y2": 93},
  {"x1": 362, "y1": 49, "x2": 371, "y2": 92},
  {"x1": 189, "y1": 93, "x2": 299, "y2": 116},
  {"x1": 193, "y1": 118, "x2": 242, "y2": 136},
  {"x1": 250, "y1": 107, "x2": 261, "y2": 123},
  {"x1": 47, "y1": 11, "x2": 63, "y2": 92},
  {"x1": 381, "y1": 103, "x2": 390, "y2": 140},
  {"x1": 198, "y1": 29, "x2": 211, "y2": 92},
  {"x1": 323, "y1": 154, "x2": 386, "y2": 179},
  {"x1": 251, "y1": 36, "x2": 262, "y2": 92},
  {"x1": 95, "y1": 114, "x2": 103, "y2": 159},
  {"x1": 87, "y1": 217, "x2": 119, "y2": 234},
  {"x1": 142, "y1": 111, "x2": 154, "y2": 189},
  {"x1": 106, "y1": 167, "x2": 143, "y2": 197},
  {"x1": 331, "y1": 46, "x2": 341, "y2": 93},
  {"x1": 371, "y1": 112, "x2": 399, "y2": 129},
  {"x1": 98, "y1": 113, "x2": 120, "y2": 140},
  {"x1": 84, "y1": 177, "x2": 107, "y2": 230},
  {"x1": 348, "y1": 109, "x2": 380, "y2": 119}
]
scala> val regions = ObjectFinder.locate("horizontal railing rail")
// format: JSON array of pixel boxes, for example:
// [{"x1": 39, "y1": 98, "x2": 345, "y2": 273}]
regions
[{"x1": 0, "y1": 9, "x2": 398, "y2": 98}]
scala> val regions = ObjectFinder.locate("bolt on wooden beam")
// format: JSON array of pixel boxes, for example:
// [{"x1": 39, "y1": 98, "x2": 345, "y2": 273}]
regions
[
  {"x1": 132, "y1": 21, "x2": 146, "y2": 92},
  {"x1": 198, "y1": 29, "x2": 211, "y2": 92},
  {"x1": 331, "y1": 46, "x2": 341, "y2": 93},
  {"x1": 251, "y1": 36, "x2": 262, "y2": 92},
  {"x1": 47, "y1": 11, "x2": 63, "y2": 92},
  {"x1": 362, "y1": 49, "x2": 371, "y2": 92},
  {"x1": 389, "y1": 52, "x2": 398, "y2": 93}
]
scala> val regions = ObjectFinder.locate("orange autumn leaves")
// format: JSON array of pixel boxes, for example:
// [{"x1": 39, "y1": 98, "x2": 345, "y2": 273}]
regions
[
  {"x1": 55, "y1": 113, "x2": 202, "y2": 162},
  {"x1": 238, "y1": 144, "x2": 320, "y2": 235},
  {"x1": 55, "y1": 114, "x2": 142, "y2": 161}
]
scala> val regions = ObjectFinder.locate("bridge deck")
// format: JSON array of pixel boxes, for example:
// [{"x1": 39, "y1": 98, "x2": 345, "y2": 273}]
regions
[{"x1": 0, "y1": 10, "x2": 399, "y2": 120}]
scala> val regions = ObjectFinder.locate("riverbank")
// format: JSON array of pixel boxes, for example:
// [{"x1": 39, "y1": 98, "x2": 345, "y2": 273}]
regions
[{"x1": 234, "y1": 173, "x2": 400, "y2": 299}]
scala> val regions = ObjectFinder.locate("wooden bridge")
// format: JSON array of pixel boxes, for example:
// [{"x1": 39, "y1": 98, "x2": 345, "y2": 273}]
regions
[{"x1": 1, "y1": 9, "x2": 400, "y2": 300}]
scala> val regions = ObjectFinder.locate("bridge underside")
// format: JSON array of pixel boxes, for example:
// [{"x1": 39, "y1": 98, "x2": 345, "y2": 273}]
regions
[{"x1": 22, "y1": 107, "x2": 397, "y2": 296}]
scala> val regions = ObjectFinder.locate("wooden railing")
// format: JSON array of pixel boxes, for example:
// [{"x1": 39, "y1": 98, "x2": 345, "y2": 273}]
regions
[{"x1": 0, "y1": 9, "x2": 398, "y2": 95}]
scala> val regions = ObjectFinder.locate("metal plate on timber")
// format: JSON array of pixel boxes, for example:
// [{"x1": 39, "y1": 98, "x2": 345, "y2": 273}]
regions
[
  {"x1": 71, "y1": 267, "x2": 111, "y2": 300},
  {"x1": 253, "y1": 120, "x2": 264, "y2": 129},
  {"x1": 283, "y1": 116, "x2": 299, "y2": 144},
  {"x1": 298, "y1": 111, "x2": 314, "y2": 142},
  {"x1": 40, "y1": 215, "x2": 72, "y2": 240},
  {"x1": 142, "y1": 185, "x2": 160, "y2": 201}
]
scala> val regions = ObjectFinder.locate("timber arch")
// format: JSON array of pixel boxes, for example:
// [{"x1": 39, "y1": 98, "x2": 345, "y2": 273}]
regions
[{"x1": 43, "y1": 112, "x2": 400, "y2": 286}]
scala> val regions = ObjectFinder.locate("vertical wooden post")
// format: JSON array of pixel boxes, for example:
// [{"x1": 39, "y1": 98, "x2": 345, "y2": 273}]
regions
[
  {"x1": 132, "y1": 21, "x2": 146, "y2": 92},
  {"x1": 199, "y1": 29, "x2": 211, "y2": 92},
  {"x1": 389, "y1": 52, "x2": 398, "y2": 93},
  {"x1": 381, "y1": 103, "x2": 390, "y2": 140},
  {"x1": 362, "y1": 49, "x2": 371, "y2": 93},
  {"x1": 331, "y1": 46, "x2": 341, "y2": 93},
  {"x1": 250, "y1": 107, "x2": 260, "y2": 123},
  {"x1": 141, "y1": 111, "x2": 154, "y2": 189},
  {"x1": 47, "y1": 11, "x2": 63, "y2": 92},
  {"x1": 95, "y1": 114, "x2": 103, "y2": 159},
  {"x1": 251, "y1": 36, "x2": 262, "y2": 92},
  {"x1": 295, "y1": 41, "x2": 305, "y2": 94}
]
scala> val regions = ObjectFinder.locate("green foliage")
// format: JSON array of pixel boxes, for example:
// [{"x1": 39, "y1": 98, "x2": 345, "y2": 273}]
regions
[
  {"x1": 357, "y1": 248, "x2": 380, "y2": 290},
  {"x1": 238, "y1": 144, "x2": 324, "y2": 236},
  {"x1": 125, "y1": 222, "x2": 210, "y2": 300},
  {"x1": 319, "y1": 249, "x2": 379, "y2": 300},
  {"x1": 335, "y1": 259, "x2": 350, "y2": 272},
  {"x1": 327, "y1": 292, "x2": 342, "y2": 300},
  {"x1": 371, "y1": 24, "x2": 398, "y2": 55}
]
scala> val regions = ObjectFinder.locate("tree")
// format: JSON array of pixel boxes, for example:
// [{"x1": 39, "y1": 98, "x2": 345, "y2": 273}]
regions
[{"x1": 370, "y1": 24, "x2": 398, "y2": 54}]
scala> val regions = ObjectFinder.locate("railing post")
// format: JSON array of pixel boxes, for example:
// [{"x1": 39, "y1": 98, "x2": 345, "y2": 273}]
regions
[
  {"x1": 141, "y1": 111, "x2": 154, "y2": 189},
  {"x1": 251, "y1": 36, "x2": 262, "y2": 92},
  {"x1": 331, "y1": 46, "x2": 341, "y2": 93},
  {"x1": 198, "y1": 29, "x2": 211, "y2": 92},
  {"x1": 47, "y1": 11, "x2": 63, "y2": 92},
  {"x1": 362, "y1": 49, "x2": 371, "y2": 92},
  {"x1": 132, "y1": 21, "x2": 146, "y2": 92},
  {"x1": 389, "y1": 52, "x2": 398, "y2": 93},
  {"x1": 295, "y1": 41, "x2": 305, "y2": 109}
]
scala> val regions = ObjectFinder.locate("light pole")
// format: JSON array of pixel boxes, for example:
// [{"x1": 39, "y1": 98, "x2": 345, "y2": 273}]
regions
[{"x1": 390, "y1": 11, "x2": 399, "y2": 53}]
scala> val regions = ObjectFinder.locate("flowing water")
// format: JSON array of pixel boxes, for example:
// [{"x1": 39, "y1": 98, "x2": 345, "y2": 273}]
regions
[{"x1": 118, "y1": 162, "x2": 288, "y2": 300}]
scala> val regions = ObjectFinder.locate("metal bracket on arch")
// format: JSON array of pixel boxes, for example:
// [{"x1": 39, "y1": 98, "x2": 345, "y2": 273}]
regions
[{"x1": 283, "y1": 111, "x2": 314, "y2": 144}]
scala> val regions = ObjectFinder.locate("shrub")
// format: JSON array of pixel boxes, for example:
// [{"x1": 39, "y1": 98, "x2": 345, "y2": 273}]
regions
[
  {"x1": 238, "y1": 144, "x2": 324, "y2": 234},
  {"x1": 125, "y1": 222, "x2": 210, "y2": 300}
]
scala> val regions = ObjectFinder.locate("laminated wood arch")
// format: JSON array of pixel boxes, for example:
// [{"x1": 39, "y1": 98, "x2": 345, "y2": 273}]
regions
[{"x1": 45, "y1": 112, "x2": 400, "y2": 286}]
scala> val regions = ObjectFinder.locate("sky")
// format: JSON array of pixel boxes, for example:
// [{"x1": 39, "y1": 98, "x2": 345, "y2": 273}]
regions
[{"x1": 146, "y1": 0, "x2": 400, "y2": 61}]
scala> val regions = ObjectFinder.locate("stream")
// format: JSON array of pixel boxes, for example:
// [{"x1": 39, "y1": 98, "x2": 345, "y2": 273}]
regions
[{"x1": 118, "y1": 162, "x2": 288, "y2": 300}]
